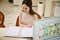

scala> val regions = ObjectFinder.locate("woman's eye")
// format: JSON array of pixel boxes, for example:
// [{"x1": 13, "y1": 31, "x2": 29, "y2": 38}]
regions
[
  {"x1": 25, "y1": 8, "x2": 27, "y2": 10},
  {"x1": 23, "y1": 7, "x2": 24, "y2": 9}
]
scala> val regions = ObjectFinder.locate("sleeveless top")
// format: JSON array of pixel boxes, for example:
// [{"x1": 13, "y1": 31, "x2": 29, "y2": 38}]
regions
[{"x1": 19, "y1": 12, "x2": 36, "y2": 25}]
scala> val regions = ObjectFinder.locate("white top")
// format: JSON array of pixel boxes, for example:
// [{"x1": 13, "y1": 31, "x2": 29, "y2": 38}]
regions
[{"x1": 19, "y1": 12, "x2": 36, "y2": 24}]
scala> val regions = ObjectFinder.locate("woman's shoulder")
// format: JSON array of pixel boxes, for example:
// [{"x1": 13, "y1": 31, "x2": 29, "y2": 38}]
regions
[{"x1": 34, "y1": 13, "x2": 41, "y2": 19}]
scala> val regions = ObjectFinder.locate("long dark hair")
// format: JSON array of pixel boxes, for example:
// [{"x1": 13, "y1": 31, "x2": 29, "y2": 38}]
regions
[{"x1": 22, "y1": 0, "x2": 36, "y2": 15}]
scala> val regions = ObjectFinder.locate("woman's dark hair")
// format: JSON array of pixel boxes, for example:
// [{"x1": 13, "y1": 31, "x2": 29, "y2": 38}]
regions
[{"x1": 22, "y1": 0, "x2": 36, "y2": 15}]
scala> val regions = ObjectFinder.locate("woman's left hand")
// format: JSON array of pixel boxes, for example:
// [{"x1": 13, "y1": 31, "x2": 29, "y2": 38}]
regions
[{"x1": 27, "y1": 24, "x2": 32, "y2": 28}]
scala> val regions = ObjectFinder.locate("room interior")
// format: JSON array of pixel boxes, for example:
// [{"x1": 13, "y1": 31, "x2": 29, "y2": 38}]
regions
[{"x1": 0, "y1": 0, "x2": 60, "y2": 40}]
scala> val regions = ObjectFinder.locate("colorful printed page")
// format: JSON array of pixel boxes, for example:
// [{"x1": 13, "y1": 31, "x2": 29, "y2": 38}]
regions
[{"x1": 34, "y1": 17, "x2": 60, "y2": 40}]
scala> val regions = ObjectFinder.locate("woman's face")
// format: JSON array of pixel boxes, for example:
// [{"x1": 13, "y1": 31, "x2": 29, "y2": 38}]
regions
[{"x1": 22, "y1": 4, "x2": 30, "y2": 13}]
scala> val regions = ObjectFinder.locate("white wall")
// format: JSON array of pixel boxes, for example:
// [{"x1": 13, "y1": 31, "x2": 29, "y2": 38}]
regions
[{"x1": 0, "y1": 0, "x2": 21, "y2": 27}]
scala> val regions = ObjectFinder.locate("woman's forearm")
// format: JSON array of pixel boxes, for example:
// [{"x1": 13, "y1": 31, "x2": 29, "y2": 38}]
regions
[{"x1": 20, "y1": 23, "x2": 28, "y2": 27}]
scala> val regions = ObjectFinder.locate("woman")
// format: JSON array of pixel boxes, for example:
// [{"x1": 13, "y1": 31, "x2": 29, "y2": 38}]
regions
[{"x1": 16, "y1": 0, "x2": 41, "y2": 27}]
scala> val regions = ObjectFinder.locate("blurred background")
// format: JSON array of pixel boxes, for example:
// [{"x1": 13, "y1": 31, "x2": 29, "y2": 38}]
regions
[{"x1": 0, "y1": 0, "x2": 60, "y2": 27}]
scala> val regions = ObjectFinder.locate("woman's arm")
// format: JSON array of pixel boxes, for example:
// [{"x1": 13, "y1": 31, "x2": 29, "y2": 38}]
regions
[
  {"x1": 16, "y1": 16, "x2": 32, "y2": 27},
  {"x1": 35, "y1": 13, "x2": 41, "y2": 19},
  {"x1": 16, "y1": 16, "x2": 20, "y2": 26}
]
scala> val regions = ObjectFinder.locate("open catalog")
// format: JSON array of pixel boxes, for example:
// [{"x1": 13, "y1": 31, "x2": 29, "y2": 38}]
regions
[
  {"x1": 4, "y1": 26, "x2": 33, "y2": 37},
  {"x1": 34, "y1": 16, "x2": 60, "y2": 40}
]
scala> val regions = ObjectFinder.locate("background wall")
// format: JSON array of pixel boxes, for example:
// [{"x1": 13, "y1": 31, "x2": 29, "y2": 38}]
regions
[
  {"x1": 0, "y1": 0, "x2": 60, "y2": 27},
  {"x1": 54, "y1": 2, "x2": 60, "y2": 17},
  {"x1": 0, "y1": 0, "x2": 20, "y2": 27},
  {"x1": 44, "y1": 0, "x2": 60, "y2": 17},
  {"x1": 0, "y1": 0, "x2": 39, "y2": 27}
]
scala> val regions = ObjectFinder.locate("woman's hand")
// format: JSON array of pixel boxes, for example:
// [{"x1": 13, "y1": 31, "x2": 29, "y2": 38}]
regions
[
  {"x1": 27, "y1": 24, "x2": 32, "y2": 28},
  {"x1": 27, "y1": 21, "x2": 34, "y2": 28}
]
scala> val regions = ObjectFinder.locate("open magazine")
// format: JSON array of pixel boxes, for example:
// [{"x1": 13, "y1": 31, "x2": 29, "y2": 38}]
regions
[
  {"x1": 34, "y1": 17, "x2": 60, "y2": 40},
  {"x1": 4, "y1": 26, "x2": 33, "y2": 37}
]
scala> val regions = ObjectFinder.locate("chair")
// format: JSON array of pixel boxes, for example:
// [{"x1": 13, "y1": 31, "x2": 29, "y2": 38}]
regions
[
  {"x1": 16, "y1": 13, "x2": 41, "y2": 26},
  {"x1": 0, "y1": 12, "x2": 5, "y2": 28}
]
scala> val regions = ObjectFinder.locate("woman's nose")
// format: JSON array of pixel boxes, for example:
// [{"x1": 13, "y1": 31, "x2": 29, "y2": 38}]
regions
[{"x1": 22, "y1": 9, "x2": 26, "y2": 12}]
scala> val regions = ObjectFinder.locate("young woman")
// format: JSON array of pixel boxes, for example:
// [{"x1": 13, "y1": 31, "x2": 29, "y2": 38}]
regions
[{"x1": 16, "y1": 0, "x2": 41, "y2": 27}]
